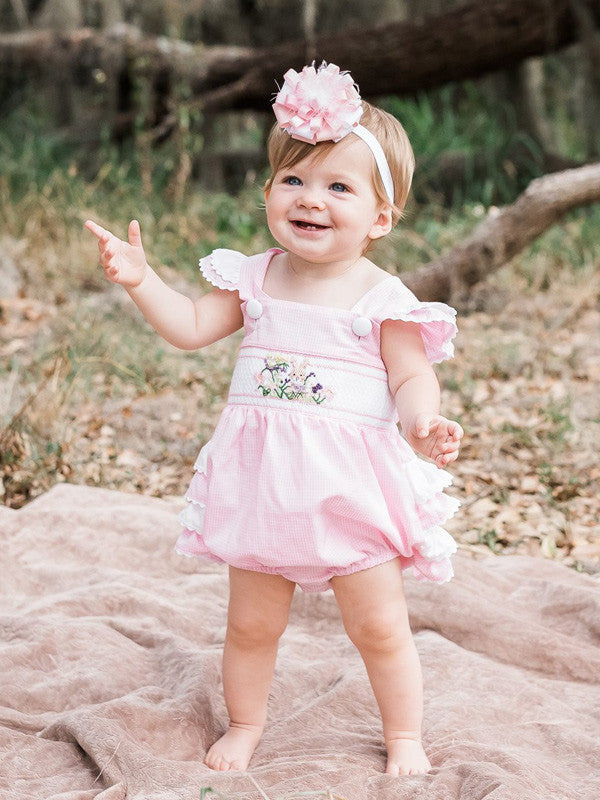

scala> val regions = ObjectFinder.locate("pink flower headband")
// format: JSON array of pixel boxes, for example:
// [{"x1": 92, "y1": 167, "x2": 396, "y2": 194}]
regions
[{"x1": 272, "y1": 61, "x2": 395, "y2": 205}]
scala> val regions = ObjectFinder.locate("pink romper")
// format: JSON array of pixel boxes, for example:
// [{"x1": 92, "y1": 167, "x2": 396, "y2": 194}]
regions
[{"x1": 175, "y1": 248, "x2": 460, "y2": 591}]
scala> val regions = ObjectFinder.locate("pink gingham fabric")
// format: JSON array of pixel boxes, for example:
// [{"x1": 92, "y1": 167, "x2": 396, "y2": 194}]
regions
[{"x1": 175, "y1": 249, "x2": 460, "y2": 590}]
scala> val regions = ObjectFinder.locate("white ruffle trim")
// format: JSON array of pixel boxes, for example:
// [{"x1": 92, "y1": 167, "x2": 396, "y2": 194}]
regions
[
  {"x1": 392, "y1": 454, "x2": 460, "y2": 576},
  {"x1": 198, "y1": 248, "x2": 246, "y2": 291},
  {"x1": 402, "y1": 455, "x2": 454, "y2": 503},
  {"x1": 176, "y1": 440, "x2": 210, "y2": 542},
  {"x1": 175, "y1": 502, "x2": 208, "y2": 558},
  {"x1": 413, "y1": 523, "x2": 458, "y2": 561},
  {"x1": 192, "y1": 442, "x2": 210, "y2": 473},
  {"x1": 400, "y1": 459, "x2": 459, "y2": 563},
  {"x1": 384, "y1": 301, "x2": 457, "y2": 364},
  {"x1": 178, "y1": 501, "x2": 205, "y2": 534}
]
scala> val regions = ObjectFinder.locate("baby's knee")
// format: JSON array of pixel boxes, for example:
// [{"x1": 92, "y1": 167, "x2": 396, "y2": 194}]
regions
[
  {"x1": 227, "y1": 608, "x2": 289, "y2": 647},
  {"x1": 344, "y1": 605, "x2": 412, "y2": 654}
]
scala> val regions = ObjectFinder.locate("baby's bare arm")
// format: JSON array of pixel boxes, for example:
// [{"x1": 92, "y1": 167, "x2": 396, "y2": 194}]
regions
[
  {"x1": 127, "y1": 267, "x2": 243, "y2": 349},
  {"x1": 381, "y1": 319, "x2": 463, "y2": 466},
  {"x1": 85, "y1": 219, "x2": 243, "y2": 349}
]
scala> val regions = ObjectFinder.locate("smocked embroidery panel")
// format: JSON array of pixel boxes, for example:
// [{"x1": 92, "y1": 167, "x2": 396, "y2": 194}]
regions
[
  {"x1": 257, "y1": 354, "x2": 333, "y2": 405},
  {"x1": 228, "y1": 346, "x2": 398, "y2": 427}
]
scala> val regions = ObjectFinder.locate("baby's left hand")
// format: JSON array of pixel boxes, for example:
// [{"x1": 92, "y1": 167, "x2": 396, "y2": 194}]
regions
[{"x1": 405, "y1": 413, "x2": 463, "y2": 468}]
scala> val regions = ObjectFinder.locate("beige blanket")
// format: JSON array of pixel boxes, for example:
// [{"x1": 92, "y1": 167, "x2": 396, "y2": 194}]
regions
[{"x1": 1, "y1": 484, "x2": 599, "y2": 800}]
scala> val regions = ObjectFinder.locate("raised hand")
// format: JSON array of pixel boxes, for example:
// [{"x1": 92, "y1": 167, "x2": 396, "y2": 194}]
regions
[
  {"x1": 405, "y1": 413, "x2": 463, "y2": 468},
  {"x1": 84, "y1": 219, "x2": 148, "y2": 288}
]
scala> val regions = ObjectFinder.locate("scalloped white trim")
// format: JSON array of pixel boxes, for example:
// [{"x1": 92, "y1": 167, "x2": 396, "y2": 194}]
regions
[
  {"x1": 193, "y1": 443, "x2": 211, "y2": 473},
  {"x1": 174, "y1": 548, "x2": 196, "y2": 558},
  {"x1": 198, "y1": 248, "x2": 246, "y2": 291},
  {"x1": 401, "y1": 457, "x2": 454, "y2": 502},
  {"x1": 413, "y1": 523, "x2": 458, "y2": 561},
  {"x1": 184, "y1": 495, "x2": 205, "y2": 507},
  {"x1": 178, "y1": 504, "x2": 205, "y2": 533}
]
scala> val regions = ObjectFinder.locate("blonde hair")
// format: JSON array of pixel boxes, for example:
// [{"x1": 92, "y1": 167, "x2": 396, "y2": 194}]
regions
[{"x1": 264, "y1": 101, "x2": 415, "y2": 226}]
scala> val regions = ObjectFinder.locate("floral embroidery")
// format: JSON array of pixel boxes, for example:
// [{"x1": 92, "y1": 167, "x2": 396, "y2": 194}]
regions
[{"x1": 256, "y1": 354, "x2": 333, "y2": 404}]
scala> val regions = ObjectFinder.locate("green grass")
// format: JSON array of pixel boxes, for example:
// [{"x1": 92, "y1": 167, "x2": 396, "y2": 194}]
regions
[
  {"x1": 541, "y1": 397, "x2": 574, "y2": 443},
  {"x1": 382, "y1": 83, "x2": 542, "y2": 205}
]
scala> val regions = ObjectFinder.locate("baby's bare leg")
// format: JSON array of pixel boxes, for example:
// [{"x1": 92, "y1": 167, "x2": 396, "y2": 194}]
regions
[
  {"x1": 331, "y1": 558, "x2": 431, "y2": 776},
  {"x1": 205, "y1": 567, "x2": 296, "y2": 771}
]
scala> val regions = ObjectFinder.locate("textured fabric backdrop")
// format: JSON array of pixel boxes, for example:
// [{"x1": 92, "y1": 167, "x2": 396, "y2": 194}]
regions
[{"x1": 1, "y1": 484, "x2": 599, "y2": 800}]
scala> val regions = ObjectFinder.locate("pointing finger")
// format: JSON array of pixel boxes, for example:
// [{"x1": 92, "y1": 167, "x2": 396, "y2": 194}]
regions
[
  {"x1": 87, "y1": 222, "x2": 113, "y2": 249},
  {"x1": 84, "y1": 220, "x2": 108, "y2": 240}
]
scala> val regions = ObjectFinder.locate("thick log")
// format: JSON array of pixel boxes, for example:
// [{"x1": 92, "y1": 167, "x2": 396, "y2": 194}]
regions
[
  {"x1": 0, "y1": 25, "x2": 252, "y2": 90},
  {"x1": 1, "y1": 0, "x2": 599, "y2": 110},
  {"x1": 402, "y1": 162, "x2": 600, "y2": 302}
]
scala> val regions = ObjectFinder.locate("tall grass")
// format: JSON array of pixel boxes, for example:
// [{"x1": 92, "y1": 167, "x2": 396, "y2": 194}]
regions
[{"x1": 383, "y1": 84, "x2": 543, "y2": 206}]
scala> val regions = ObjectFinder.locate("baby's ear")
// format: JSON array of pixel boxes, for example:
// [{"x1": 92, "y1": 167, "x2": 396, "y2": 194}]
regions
[{"x1": 369, "y1": 205, "x2": 393, "y2": 240}]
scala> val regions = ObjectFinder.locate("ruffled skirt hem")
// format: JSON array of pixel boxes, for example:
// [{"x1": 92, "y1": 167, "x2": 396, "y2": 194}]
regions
[{"x1": 174, "y1": 409, "x2": 460, "y2": 589}]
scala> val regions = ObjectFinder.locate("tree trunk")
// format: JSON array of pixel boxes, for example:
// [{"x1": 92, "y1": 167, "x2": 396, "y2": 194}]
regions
[
  {"x1": 1, "y1": 0, "x2": 599, "y2": 113},
  {"x1": 29, "y1": 0, "x2": 83, "y2": 127},
  {"x1": 510, "y1": 58, "x2": 558, "y2": 155},
  {"x1": 401, "y1": 162, "x2": 600, "y2": 302},
  {"x1": 570, "y1": 0, "x2": 600, "y2": 159},
  {"x1": 8, "y1": 0, "x2": 29, "y2": 29}
]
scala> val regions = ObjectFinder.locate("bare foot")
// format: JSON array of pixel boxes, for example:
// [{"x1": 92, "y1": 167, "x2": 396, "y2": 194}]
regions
[
  {"x1": 385, "y1": 737, "x2": 431, "y2": 776},
  {"x1": 204, "y1": 723, "x2": 263, "y2": 771}
]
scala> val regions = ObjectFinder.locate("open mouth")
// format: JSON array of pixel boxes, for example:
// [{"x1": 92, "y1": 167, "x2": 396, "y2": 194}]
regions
[{"x1": 291, "y1": 220, "x2": 329, "y2": 231}]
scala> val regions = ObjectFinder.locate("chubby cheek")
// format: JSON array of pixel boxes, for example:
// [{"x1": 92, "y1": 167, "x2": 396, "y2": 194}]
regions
[
  {"x1": 265, "y1": 196, "x2": 284, "y2": 229},
  {"x1": 264, "y1": 203, "x2": 276, "y2": 234},
  {"x1": 265, "y1": 209, "x2": 283, "y2": 241}
]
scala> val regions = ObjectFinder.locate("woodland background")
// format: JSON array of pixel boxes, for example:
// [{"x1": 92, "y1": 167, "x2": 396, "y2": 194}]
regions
[{"x1": 1, "y1": 0, "x2": 599, "y2": 574}]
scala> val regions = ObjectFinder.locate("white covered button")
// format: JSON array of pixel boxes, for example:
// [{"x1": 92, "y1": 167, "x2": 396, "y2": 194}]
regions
[
  {"x1": 352, "y1": 316, "x2": 373, "y2": 337},
  {"x1": 246, "y1": 298, "x2": 263, "y2": 319}
]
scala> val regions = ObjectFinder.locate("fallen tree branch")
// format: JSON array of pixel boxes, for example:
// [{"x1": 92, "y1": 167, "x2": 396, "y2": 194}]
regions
[
  {"x1": 1, "y1": 0, "x2": 599, "y2": 112},
  {"x1": 402, "y1": 162, "x2": 600, "y2": 302}
]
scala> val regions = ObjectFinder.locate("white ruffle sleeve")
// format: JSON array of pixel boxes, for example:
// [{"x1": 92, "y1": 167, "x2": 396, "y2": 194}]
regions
[
  {"x1": 375, "y1": 280, "x2": 458, "y2": 364},
  {"x1": 198, "y1": 248, "x2": 246, "y2": 291}
]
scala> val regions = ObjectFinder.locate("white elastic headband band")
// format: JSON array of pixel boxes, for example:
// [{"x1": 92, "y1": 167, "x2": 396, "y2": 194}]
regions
[
  {"x1": 272, "y1": 63, "x2": 395, "y2": 206},
  {"x1": 353, "y1": 124, "x2": 395, "y2": 206}
]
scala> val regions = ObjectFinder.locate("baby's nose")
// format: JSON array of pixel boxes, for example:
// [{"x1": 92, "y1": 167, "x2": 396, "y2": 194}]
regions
[{"x1": 297, "y1": 189, "x2": 326, "y2": 210}]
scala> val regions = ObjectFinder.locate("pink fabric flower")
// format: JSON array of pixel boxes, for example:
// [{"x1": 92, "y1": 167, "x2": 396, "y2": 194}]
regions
[{"x1": 273, "y1": 61, "x2": 363, "y2": 144}]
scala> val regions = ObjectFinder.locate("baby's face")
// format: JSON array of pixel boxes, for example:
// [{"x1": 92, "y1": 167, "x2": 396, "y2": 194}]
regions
[{"x1": 264, "y1": 137, "x2": 392, "y2": 266}]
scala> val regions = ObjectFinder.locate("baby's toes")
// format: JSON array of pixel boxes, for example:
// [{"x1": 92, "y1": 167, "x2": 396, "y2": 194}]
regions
[
  {"x1": 385, "y1": 759, "x2": 415, "y2": 776},
  {"x1": 204, "y1": 747, "x2": 222, "y2": 771},
  {"x1": 386, "y1": 738, "x2": 431, "y2": 776}
]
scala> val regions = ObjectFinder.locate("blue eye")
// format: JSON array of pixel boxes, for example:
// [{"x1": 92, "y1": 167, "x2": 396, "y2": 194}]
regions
[
  {"x1": 331, "y1": 182, "x2": 348, "y2": 192},
  {"x1": 283, "y1": 175, "x2": 302, "y2": 186}
]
